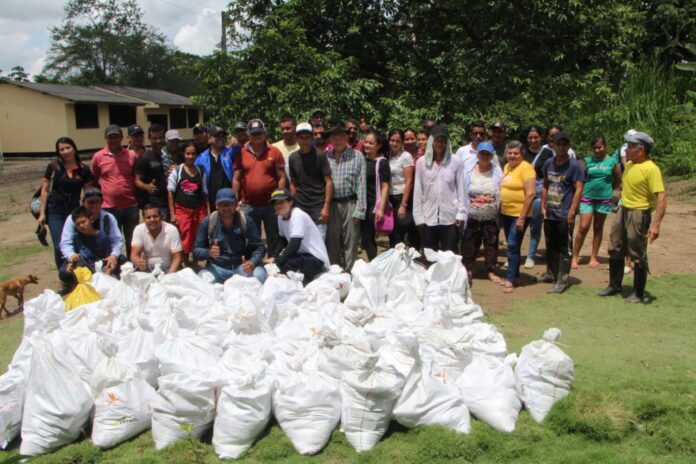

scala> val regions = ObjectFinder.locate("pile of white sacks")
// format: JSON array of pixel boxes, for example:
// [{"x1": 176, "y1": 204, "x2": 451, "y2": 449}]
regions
[{"x1": 0, "y1": 244, "x2": 575, "y2": 458}]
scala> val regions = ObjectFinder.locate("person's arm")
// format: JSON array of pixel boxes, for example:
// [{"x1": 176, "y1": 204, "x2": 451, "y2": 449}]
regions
[
  {"x1": 168, "y1": 191, "x2": 177, "y2": 226},
  {"x1": 541, "y1": 178, "x2": 549, "y2": 220},
  {"x1": 455, "y1": 160, "x2": 466, "y2": 227},
  {"x1": 320, "y1": 176, "x2": 333, "y2": 224},
  {"x1": 568, "y1": 180, "x2": 584, "y2": 225},
  {"x1": 517, "y1": 178, "x2": 536, "y2": 231},
  {"x1": 105, "y1": 214, "x2": 123, "y2": 257},
  {"x1": 168, "y1": 251, "x2": 182, "y2": 273},
  {"x1": 277, "y1": 168, "x2": 287, "y2": 189},
  {"x1": 135, "y1": 173, "x2": 156, "y2": 194},
  {"x1": 412, "y1": 160, "x2": 425, "y2": 226},
  {"x1": 192, "y1": 218, "x2": 211, "y2": 261},
  {"x1": 612, "y1": 163, "x2": 621, "y2": 190},
  {"x1": 244, "y1": 217, "x2": 266, "y2": 267},
  {"x1": 275, "y1": 237, "x2": 303, "y2": 267},
  {"x1": 400, "y1": 165, "x2": 414, "y2": 218},
  {"x1": 353, "y1": 155, "x2": 367, "y2": 222},
  {"x1": 648, "y1": 191, "x2": 667, "y2": 243},
  {"x1": 130, "y1": 244, "x2": 147, "y2": 271},
  {"x1": 60, "y1": 216, "x2": 77, "y2": 262},
  {"x1": 232, "y1": 170, "x2": 242, "y2": 203},
  {"x1": 37, "y1": 177, "x2": 51, "y2": 224}
]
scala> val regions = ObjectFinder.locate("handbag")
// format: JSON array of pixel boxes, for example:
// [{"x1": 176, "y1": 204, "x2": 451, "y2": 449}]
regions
[{"x1": 373, "y1": 157, "x2": 394, "y2": 234}]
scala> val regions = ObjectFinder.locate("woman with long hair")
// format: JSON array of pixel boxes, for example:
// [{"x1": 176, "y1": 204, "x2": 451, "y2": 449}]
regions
[
  {"x1": 523, "y1": 125, "x2": 545, "y2": 268},
  {"x1": 37, "y1": 137, "x2": 94, "y2": 270},
  {"x1": 387, "y1": 129, "x2": 420, "y2": 250},
  {"x1": 361, "y1": 130, "x2": 391, "y2": 260}
]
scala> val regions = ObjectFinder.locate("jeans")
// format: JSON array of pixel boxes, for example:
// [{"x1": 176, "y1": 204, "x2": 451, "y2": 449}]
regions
[
  {"x1": 199, "y1": 261, "x2": 267, "y2": 284},
  {"x1": 46, "y1": 201, "x2": 76, "y2": 269},
  {"x1": 104, "y1": 205, "x2": 139, "y2": 257},
  {"x1": 527, "y1": 197, "x2": 543, "y2": 259},
  {"x1": 423, "y1": 224, "x2": 458, "y2": 253},
  {"x1": 502, "y1": 214, "x2": 530, "y2": 282},
  {"x1": 242, "y1": 203, "x2": 279, "y2": 257}
]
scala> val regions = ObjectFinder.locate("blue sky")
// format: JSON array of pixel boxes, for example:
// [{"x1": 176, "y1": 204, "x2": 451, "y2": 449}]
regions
[{"x1": 0, "y1": 0, "x2": 228, "y2": 78}]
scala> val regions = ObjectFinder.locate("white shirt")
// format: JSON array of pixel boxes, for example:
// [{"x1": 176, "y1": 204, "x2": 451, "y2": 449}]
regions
[
  {"x1": 278, "y1": 207, "x2": 330, "y2": 270},
  {"x1": 389, "y1": 151, "x2": 414, "y2": 195},
  {"x1": 413, "y1": 156, "x2": 466, "y2": 226},
  {"x1": 131, "y1": 222, "x2": 182, "y2": 270}
]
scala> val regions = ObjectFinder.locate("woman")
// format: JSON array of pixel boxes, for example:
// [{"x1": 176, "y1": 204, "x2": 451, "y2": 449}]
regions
[
  {"x1": 168, "y1": 142, "x2": 210, "y2": 265},
  {"x1": 523, "y1": 125, "x2": 545, "y2": 268},
  {"x1": 387, "y1": 129, "x2": 419, "y2": 249},
  {"x1": 460, "y1": 141, "x2": 503, "y2": 283},
  {"x1": 571, "y1": 135, "x2": 621, "y2": 269},
  {"x1": 499, "y1": 141, "x2": 536, "y2": 292},
  {"x1": 403, "y1": 128, "x2": 419, "y2": 158},
  {"x1": 361, "y1": 130, "x2": 391, "y2": 260},
  {"x1": 37, "y1": 137, "x2": 93, "y2": 270}
]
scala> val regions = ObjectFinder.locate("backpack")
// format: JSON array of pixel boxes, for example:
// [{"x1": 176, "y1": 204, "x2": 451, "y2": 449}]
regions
[
  {"x1": 30, "y1": 160, "x2": 58, "y2": 219},
  {"x1": 207, "y1": 210, "x2": 247, "y2": 245}
]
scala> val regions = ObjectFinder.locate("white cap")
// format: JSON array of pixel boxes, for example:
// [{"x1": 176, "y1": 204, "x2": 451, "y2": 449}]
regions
[
  {"x1": 296, "y1": 122, "x2": 313, "y2": 134},
  {"x1": 165, "y1": 129, "x2": 182, "y2": 141}
]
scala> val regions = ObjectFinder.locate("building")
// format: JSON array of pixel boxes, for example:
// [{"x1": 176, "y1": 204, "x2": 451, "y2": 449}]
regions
[{"x1": 0, "y1": 81, "x2": 203, "y2": 157}]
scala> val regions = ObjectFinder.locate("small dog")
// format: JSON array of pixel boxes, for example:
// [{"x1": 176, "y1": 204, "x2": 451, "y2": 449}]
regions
[{"x1": 0, "y1": 274, "x2": 39, "y2": 319}]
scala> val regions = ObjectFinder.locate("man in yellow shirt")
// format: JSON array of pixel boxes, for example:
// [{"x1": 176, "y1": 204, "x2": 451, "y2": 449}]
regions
[{"x1": 599, "y1": 131, "x2": 667, "y2": 303}]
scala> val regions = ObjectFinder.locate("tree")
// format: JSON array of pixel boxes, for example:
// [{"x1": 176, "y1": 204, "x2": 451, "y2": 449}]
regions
[
  {"x1": 41, "y1": 0, "x2": 203, "y2": 95},
  {"x1": 0, "y1": 66, "x2": 30, "y2": 82}
]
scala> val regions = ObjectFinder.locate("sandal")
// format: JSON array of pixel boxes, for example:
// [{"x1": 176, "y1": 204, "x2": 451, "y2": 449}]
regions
[
  {"x1": 502, "y1": 280, "x2": 515, "y2": 293},
  {"x1": 488, "y1": 272, "x2": 502, "y2": 283}
]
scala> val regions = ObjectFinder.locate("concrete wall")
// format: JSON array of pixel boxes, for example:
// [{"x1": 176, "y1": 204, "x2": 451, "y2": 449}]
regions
[{"x1": 65, "y1": 103, "x2": 111, "y2": 153}]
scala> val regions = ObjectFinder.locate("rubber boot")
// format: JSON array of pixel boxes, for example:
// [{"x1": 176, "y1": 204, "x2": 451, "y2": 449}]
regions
[
  {"x1": 538, "y1": 249, "x2": 557, "y2": 283},
  {"x1": 548, "y1": 253, "x2": 570, "y2": 294},
  {"x1": 625, "y1": 262, "x2": 647, "y2": 303},
  {"x1": 598, "y1": 258, "x2": 625, "y2": 296}
]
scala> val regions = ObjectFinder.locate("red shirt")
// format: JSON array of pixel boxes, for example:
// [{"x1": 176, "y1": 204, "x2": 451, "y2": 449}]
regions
[
  {"x1": 90, "y1": 146, "x2": 138, "y2": 209},
  {"x1": 234, "y1": 143, "x2": 285, "y2": 206}
]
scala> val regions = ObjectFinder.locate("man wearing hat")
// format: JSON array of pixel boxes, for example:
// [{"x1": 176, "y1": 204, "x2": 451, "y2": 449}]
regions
[
  {"x1": 232, "y1": 121, "x2": 249, "y2": 148},
  {"x1": 193, "y1": 188, "x2": 266, "y2": 283},
  {"x1": 264, "y1": 188, "x2": 330, "y2": 284},
  {"x1": 195, "y1": 124, "x2": 235, "y2": 211},
  {"x1": 90, "y1": 124, "x2": 139, "y2": 257},
  {"x1": 163, "y1": 129, "x2": 183, "y2": 169},
  {"x1": 310, "y1": 108, "x2": 326, "y2": 126},
  {"x1": 600, "y1": 131, "x2": 666, "y2": 303},
  {"x1": 489, "y1": 121, "x2": 508, "y2": 167},
  {"x1": 288, "y1": 122, "x2": 333, "y2": 239},
  {"x1": 127, "y1": 124, "x2": 146, "y2": 158},
  {"x1": 233, "y1": 119, "x2": 286, "y2": 257},
  {"x1": 540, "y1": 131, "x2": 585, "y2": 293},
  {"x1": 192, "y1": 123, "x2": 209, "y2": 155},
  {"x1": 326, "y1": 122, "x2": 366, "y2": 271}
]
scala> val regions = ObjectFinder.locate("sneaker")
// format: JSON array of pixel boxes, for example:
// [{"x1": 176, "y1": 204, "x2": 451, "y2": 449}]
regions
[
  {"x1": 524, "y1": 257, "x2": 535, "y2": 269},
  {"x1": 502, "y1": 260, "x2": 509, "y2": 269}
]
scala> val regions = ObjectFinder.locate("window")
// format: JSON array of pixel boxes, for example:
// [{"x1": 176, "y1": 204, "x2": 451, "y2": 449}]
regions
[
  {"x1": 169, "y1": 108, "x2": 187, "y2": 129},
  {"x1": 74, "y1": 104, "x2": 99, "y2": 129},
  {"x1": 108, "y1": 105, "x2": 136, "y2": 127},
  {"x1": 187, "y1": 109, "x2": 199, "y2": 128}
]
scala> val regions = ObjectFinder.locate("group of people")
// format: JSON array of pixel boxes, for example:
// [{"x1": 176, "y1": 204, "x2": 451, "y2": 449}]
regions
[{"x1": 36, "y1": 110, "x2": 666, "y2": 303}]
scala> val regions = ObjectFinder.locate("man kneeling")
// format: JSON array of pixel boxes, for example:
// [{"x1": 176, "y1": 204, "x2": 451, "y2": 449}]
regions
[
  {"x1": 193, "y1": 188, "x2": 266, "y2": 283},
  {"x1": 130, "y1": 204, "x2": 183, "y2": 273},
  {"x1": 264, "y1": 189, "x2": 330, "y2": 284}
]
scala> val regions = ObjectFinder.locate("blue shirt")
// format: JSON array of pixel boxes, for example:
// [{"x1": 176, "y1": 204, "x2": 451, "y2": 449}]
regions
[
  {"x1": 59, "y1": 210, "x2": 122, "y2": 260},
  {"x1": 542, "y1": 157, "x2": 585, "y2": 221},
  {"x1": 192, "y1": 212, "x2": 265, "y2": 268}
]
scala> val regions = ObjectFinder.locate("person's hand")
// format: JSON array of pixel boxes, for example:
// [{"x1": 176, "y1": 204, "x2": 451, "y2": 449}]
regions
[
  {"x1": 104, "y1": 255, "x2": 118, "y2": 273},
  {"x1": 209, "y1": 239, "x2": 221, "y2": 259},
  {"x1": 516, "y1": 216, "x2": 525, "y2": 231},
  {"x1": 353, "y1": 218, "x2": 361, "y2": 225},
  {"x1": 375, "y1": 210, "x2": 384, "y2": 223},
  {"x1": 147, "y1": 180, "x2": 157, "y2": 194},
  {"x1": 262, "y1": 257, "x2": 275, "y2": 265},
  {"x1": 455, "y1": 220, "x2": 463, "y2": 228},
  {"x1": 398, "y1": 206, "x2": 407, "y2": 220},
  {"x1": 170, "y1": 212, "x2": 178, "y2": 226},
  {"x1": 167, "y1": 164, "x2": 176, "y2": 175},
  {"x1": 567, "y1": 210, "x2": 575, "y2": 226},
  {"x1": 319, "y1": 206, "x2": 330, "y2": 224},
  {"x1": 241, "y1": 256, "x2": 254, "y2": 275},
  {"x1": 647, "y1": 224, "x2": 660, "y2": 243},
  {"x1": 541, "y1": 206, "x2": 547, "y2": 220},
  {"x1": 68, "y1": 253, "x2": 80, "y2": 264},
  {"x1": 37, "y1": 213, "x2": 46, "y2": 225}
]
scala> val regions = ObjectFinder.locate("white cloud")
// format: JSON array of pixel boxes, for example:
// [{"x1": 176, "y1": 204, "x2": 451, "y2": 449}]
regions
[{"x1": 173, "y1": 8, "x2": 221, "y2": 55}]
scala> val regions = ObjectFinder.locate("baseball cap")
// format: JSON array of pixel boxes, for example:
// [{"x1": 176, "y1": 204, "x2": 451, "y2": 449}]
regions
[
  {"x1": 552, "y1": 131, "x2": 571, "y2": 143},
  {"x1": 490, "y1": 121, "x2": 507, "y2": 131},
  {"x1": 128, "y1": 124, "x2": 144, "y2": 136},
  {"x1": 624, "y1": 131, "x2": 654, "y2": 149},
  {"x1": 208, "y1": 125, "x2": 228, "y2": 137},
  {"x1": 476, "y1": 141, "x2": 495, "y2": 154},
  {"x1": 270, "y1": 188, "x2": 292, "y2": 202},
  {"x1": 247, "y1": 119, "x2": 266, "y2": 135},
  {"x1": 83, "y1": 187, "x2": 103, "y2": 199},
  {"x1": 311, "y1": 108, "x2": 325, "y2": 117},
  {"x1": 234, "y1": 121, "x2": 247, "y2": 131},
  {"x1": 215, "y1": 188, "x2": 237, "y2": 204},
  {"x1": 429, "y1": 125, "x2": 450, "y2": 140},
  {"x1": 165, "y1": 129, "x2": 182, "y2": 141},
  {"x1": 296, "y1": 122, "x2": 313, "y2": 134},
  {"x1": 192, "y1": 123, "x2": 207, "y2": 134},
  {"x1": 104, "y1": 124, "x2": 122, "y2": 137}
]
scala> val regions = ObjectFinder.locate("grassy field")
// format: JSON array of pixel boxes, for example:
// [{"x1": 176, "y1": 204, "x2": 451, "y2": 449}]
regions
[{"x1": 1, "y1": 274, "x2": 695, "y2": 463}]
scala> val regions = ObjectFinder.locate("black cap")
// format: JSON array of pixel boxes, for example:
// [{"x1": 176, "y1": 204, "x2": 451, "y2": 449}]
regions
[
  {"x1": 127, "y1": 124, "x2": 144, "y2": 136},
  {"x1": 104, "y1": 124, "x2": 122, "y2": 137},
  {"x1": 208, "y1": 125, "x2": 228, "y2": 137},
  {"x1": 430, "y1": 125, "x2": 450, "y2": 140},
  {"x1": 234, "y1": 121, "x2": 247, "y2": 131},
  {"x1": 248, "y1": 119, "x2": 266, "y2": 135},
  {"x1": 193, "y1": 123, "x2": 207, "y2": 134},
  {"x1": 270, "y1": 188, "x2": 292, "y2": 203},
  {"x1": 83, "y1": 187, "x2": 103, "y2": 199},
  {"x1": 552, "y1": 131, "x2": 571, "y2": 143},
  {"x1": 490, "y1": 121, "x2": 507, "y2": 131}
]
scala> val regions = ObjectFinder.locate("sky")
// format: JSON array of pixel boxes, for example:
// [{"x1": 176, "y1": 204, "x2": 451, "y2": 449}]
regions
[{"x1": 0, "y1": 0, "x2": 228, "y2": 79}]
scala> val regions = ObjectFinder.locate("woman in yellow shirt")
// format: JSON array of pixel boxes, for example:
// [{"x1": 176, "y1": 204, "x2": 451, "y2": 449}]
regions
[{"x1": 499, "y1": 141, "x2": 536, "y2": 292}]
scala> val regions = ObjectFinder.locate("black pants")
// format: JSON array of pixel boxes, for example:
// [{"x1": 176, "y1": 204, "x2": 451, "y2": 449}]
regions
[
  {"x1": 278, "y1": 253, "x2": 325, "y2": 285},
  {"x1": 461, "y1": 218, "x2": 499, "y2": 274},
  {"x1": 423, "y1": 224, "x2": 458, "y2": 253},
  {"x1": 360, "y1": 205, "x2": 379, "y2": 261},
  {"x1": 388, "y1": 194, "x2": 421, "y2": 250},
  {"x1": 544, "y1": 219, "x2": 573, "y2": 278}
]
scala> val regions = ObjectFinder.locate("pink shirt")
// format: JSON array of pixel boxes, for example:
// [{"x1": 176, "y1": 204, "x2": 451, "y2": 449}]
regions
[{"x1": 90, "y1": 146, "x2": 138, "y2": 209}]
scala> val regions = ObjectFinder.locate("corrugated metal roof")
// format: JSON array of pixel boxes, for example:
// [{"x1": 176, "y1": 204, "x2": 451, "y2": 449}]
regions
[
  {"x1": 96, "y1": 85, "x2": 196, "y2": 107},
  {"x1": 2, "y1": 81, "x2": 142, "y2": 104}
]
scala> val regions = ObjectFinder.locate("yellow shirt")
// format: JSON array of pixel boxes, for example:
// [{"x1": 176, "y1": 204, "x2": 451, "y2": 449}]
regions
[
  {"x1": 621, "y1": 160, "x2": 664, "y2": 210},
  {"x1": 500, "y1": 161, "x2": 536, "y2": 217}
]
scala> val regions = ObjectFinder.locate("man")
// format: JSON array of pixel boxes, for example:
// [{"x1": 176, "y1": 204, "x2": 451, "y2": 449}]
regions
[
  {"x1": 193, "y1": 188, "x2": 266, "y2": 283},
  {"x1": 264, "y1": 189, "x2": 330, "y2": 284},
  {"x1": 600, "y1": 131, "x2": 666, "y2": 303},
  {"x1": 359, "y1": 117, "x2": 370, "y2": 134},
  {"x1": 413, "y1": 125, "x2": 465, "y2": 253},
  {"x1": 59, "y1": 189, "x2": 123, "y2": 293},
  {"x1": 310, "y1": 108, "x2": 326, "y2": 126},
  {"x1": 422, "y1": 119, "x2": 437, "y2": 133},
  {"x1": 130, "y1": 204, "x2": 183, "y2": 274},
  {"x1": 127, "y1": 124, "x2": 146, "y2": 158},
  {"x1": 489, "y1": 121, "x2": 507, "y2": 167},
  {"x1": 312, "y1": 121, "x2": 329, "y2": 155},
  {"x1": 195, "y1": 124, "x2": 234, "y2": 211},
  {"x1": 233, "y1": 121, "x2": 249, "y2": 148},
  {"x1": 192, "y1": 123, "x2": 209, "y2": 155},
  {"x1": 288, "y1": 122, "x2": 333, "y2": 239},
  {"x1": 345, "y1": 118, "x2": 364, "y2": 153},
  {"x1": 233, "y1": 119, "x2": 286, "y2": 257},
  {"x1": 540, "y1": 132, "x2": 585, "y2": 294},
  {"x1": 272, "y1": 115, "x2": 300, "y2": 161},
  {"x1": 163, "y1": 129, "x2": 182, "y2": 169},
  {"x1": 325, "y1": 123, "x2": 366, "y2": 271},
  {"x1": 90, "y1": 124, "x2": 139, "y2": 257},
  {"x1": 135, "y1": 124, "x2": 169, "y2": 220},
  {"x1": 455, "y1": 120, "x2": 491, "y2": 167}
]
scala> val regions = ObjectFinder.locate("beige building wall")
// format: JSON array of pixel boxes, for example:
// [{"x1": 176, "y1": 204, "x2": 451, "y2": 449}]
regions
[
  {"x1": 0, "y1": 85, "x2": 68, "y2": 153},
  {"x1": 65, "y1": 103, "x2": 111, "y2": 152}
]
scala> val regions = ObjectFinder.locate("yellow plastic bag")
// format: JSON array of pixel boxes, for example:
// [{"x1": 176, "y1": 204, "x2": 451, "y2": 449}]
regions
[{"x1": 64, "y1": 266, "x2": 102, "y2": 311}]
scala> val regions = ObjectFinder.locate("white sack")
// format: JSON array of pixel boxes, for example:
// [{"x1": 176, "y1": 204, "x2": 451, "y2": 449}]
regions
[
  {"x1": 515, "y1": 328, "x2": 574, "y2": 423},
  {"x1": 20, "y1": 339, "x2": 93, "y2": 456},
  {"x1": 0, "y1": 369, "x2": 24, "y2": 449},
  {"x1": 418, "y1": 329, "x2": 474, "y2": 384},
  {"x1": 89, "y1": 272, "x2": 120, "y2": 297},
  {"x1": 344, "y1": 259, "x2": 386, "y2": 309},
  {"x1": 423, "y1": 249, "x2": 472, "y2": 310},
  {"x1": 22, "y1": 290, "x2": 65, "y2": 337},
  {"x1": 312, "y1": 265, "x2": 351, "y2": 299},
  {"x1": 155, "y1": 334, "x2": 222, "y2": 377}
]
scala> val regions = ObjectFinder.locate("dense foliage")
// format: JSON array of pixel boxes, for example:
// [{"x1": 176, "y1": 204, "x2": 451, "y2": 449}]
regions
[{"x1": 193, "y1": 0, "x2": 696, "y2": 175}]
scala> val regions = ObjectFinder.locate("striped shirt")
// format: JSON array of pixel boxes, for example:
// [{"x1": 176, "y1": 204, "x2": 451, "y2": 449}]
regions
[{"x1": 327, "y1": 147, "x2": 367, "y2": 220}]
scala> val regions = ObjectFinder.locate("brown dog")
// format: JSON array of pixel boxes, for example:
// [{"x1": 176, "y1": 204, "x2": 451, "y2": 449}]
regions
[{"x1": 0, "y1": 274, "x2": 39, "y2": 319}]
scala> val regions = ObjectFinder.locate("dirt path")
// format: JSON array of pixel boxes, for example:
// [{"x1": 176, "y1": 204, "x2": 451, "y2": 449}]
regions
[{"x1": 1, "y1": 159, "x2": 694, "y2": 323}]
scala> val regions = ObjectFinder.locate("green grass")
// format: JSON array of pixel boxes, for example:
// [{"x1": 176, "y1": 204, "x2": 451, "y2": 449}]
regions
[
  {"x1": 1, "y1": 274, "x2": 695, "y2": 463},
  {"x1": 0, "y1": 244, "x2": 46, "y2": 268}
]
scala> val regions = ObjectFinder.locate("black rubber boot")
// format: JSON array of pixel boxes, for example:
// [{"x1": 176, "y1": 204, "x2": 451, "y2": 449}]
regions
[
  {"x1": 548, "y1": 253, "x2": 570, "y2": 294},
  {"x1": 598, "y1": 258, "x2": 625, "y2": 297},
  {"x1": 625, "y1": 262, "x2": 647, "y2": 303},
  {"x1": 538, "y1": 249, "x2": 557, "y2": 283}
]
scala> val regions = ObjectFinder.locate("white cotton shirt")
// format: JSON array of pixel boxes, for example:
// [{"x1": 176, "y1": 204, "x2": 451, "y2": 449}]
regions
[
  {"x1": 389, "y1": 151, "x2": 414, "y2": 195},
  {"x1": 413, "y1": 156, "x2": 466, "y2": 226},
  {"x1": 131, "y1": 222, "x2": 182, "y2": 270},
  {"x1": 278, "y1": 207, "x2": 331, "y2": 270}
]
